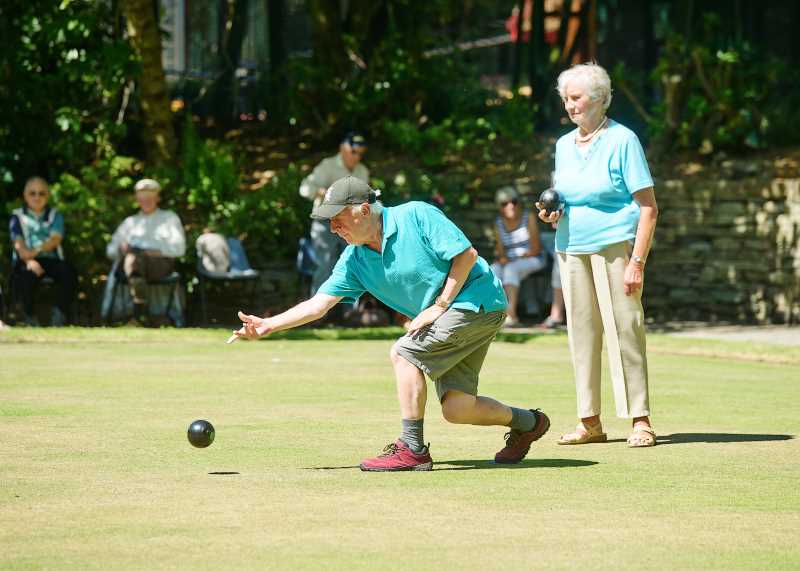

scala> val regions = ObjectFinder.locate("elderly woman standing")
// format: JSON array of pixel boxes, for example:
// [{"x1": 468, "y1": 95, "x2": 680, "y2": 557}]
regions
[
  {"x1": 490, "y1": 186, "x2": 546, "y2": 327},
  {"x1": 539, "y1": 63, "x2": 658, "y2": 448}
]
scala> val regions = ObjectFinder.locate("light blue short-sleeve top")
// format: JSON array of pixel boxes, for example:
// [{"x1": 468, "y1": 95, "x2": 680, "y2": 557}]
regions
[
  {"x1": 553, "y1": 119, "x2": 654, "y2": 254},
  {"x1": 319, "y1": 201, "x2": 507, "y2": 318}
]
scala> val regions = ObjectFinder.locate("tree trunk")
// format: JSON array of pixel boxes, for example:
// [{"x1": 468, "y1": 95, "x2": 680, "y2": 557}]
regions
[
  {"x1": 213, "y1": 0, "x2": 251, "y2": 125},
  {"x1": 267, "y1": 0, "x2": 287, "y2": 114},
  {"x1": 511, "y1": 1, "x2": 524, "y2": 91},
  {"x1": 122, "y1": 0, "x2": 176, "y2": 166},
  {"x1": 307, "y1": 0, "x2": 348, "y2": 75}
]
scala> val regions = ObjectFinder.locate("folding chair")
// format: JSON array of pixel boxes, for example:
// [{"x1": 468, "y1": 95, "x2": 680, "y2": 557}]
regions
[
  {"x1": 104, "y1": 261, "x2": 183, "y2": 326},
  {"x1": 5, "y1": 253, "x2": 57, "y2": 324},
  {"x1": 196, "y1": 237, "x2": 260, "y2": 326},
  {"x1": 296, "y1": 237, "x2": 317, "y2": 300}
]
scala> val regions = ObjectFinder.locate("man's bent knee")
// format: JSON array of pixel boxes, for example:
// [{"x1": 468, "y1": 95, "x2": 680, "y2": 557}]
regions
[{"x1": 441, "y1": 390, "x2": 476, "y2": 424}]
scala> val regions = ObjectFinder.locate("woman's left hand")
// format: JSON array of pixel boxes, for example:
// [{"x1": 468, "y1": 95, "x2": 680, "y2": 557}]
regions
[{"x1": 624, "y1": 261, "x2": 643, "y2": 296}]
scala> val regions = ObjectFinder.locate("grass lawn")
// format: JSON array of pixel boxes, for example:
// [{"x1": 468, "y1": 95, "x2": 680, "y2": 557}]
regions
[{"x1": 1, "y1": 327, "x2": 798, "y2": 569}]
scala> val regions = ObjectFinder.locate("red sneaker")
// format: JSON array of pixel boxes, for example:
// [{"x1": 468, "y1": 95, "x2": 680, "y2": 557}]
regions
[
  {"x1": 494, "y1": 409, "x2": 551, "y2": 464},
  {"x1": 360, "y1": 440, "x2": 433, "y2": 472}
]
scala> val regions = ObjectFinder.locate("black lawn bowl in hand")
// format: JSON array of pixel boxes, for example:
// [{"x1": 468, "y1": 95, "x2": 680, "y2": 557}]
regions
[
  {"x1": 187, "y1": 420, "x2": 215, "y2": 448},
  {"x1": 538, "y1": 189, "x2": 564, "y2": 216}
]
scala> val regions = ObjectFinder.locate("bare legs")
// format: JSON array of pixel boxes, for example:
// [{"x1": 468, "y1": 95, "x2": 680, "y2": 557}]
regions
[
  {"x1": 504, "y1": 284, "x2": 520, "y2": 323},
  {"x1": 389, "y1": 346, "x2": 513, "y2": 426}
]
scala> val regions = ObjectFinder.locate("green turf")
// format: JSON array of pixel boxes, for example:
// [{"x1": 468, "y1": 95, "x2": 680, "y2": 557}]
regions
[{"x1": 1, "y1": 327, "x2": 798, "y2": 569}]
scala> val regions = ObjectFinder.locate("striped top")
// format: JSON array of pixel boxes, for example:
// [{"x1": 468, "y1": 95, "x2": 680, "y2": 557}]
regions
[{"x1": 496, "y1": 210, "x2": 531, "y2": 261}]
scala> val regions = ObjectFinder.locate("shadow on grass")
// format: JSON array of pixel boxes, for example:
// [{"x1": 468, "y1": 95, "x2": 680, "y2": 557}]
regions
[
  {"x1": 264, "y1": 327, "x2": 561, "y2": 344},
  {"x1": 306, "y1": 458, "x2": 598, "y2": 471},
  {"x1": 434, "y1": 458, "x2": 598, "y2": 471},
  {"x1": 658, "y1": 433, "x2": 794, "y2": 445}
]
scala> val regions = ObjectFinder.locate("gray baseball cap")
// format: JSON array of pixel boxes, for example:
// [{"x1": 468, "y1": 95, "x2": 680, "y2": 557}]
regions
[{"x1": 310, "y1": 176, "x2": 377, "y2": 220}]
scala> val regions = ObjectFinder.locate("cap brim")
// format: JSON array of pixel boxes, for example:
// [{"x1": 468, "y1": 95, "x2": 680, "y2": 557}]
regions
[{"x1": 310, "y1": 203, "x2": 348, "y2": 220}]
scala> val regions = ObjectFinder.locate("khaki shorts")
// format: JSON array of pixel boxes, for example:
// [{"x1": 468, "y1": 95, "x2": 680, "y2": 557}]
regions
[{"x1": 393, "y1": 308, "x2": 506, "y2": 401}]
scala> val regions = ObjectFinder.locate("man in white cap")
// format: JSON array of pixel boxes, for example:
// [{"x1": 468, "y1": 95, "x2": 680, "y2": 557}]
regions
[
  {"x1": 299, "y1": 132, "x2": 369, "y2": 295},
  {"x1": 232, "y1": 176, "x2": 550, "y2": 471},
  {"x1": 106, "y1": 178, "x2": 186, "y2": 323}
]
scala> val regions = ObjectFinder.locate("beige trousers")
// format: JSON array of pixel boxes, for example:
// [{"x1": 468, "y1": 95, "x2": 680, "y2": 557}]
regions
[{"x1": 558, "y1": 241, "x2": 650, "y2": 419}]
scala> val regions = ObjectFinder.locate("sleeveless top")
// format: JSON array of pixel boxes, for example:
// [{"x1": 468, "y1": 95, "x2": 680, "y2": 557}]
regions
[{"x1": 496, "y1": 210, "x2": 530, "y2": 261}]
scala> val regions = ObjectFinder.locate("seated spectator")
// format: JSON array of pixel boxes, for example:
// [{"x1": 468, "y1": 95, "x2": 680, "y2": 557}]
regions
[
  {"x1": 106, "y1": 178, "x2": 186, "y2": 325},
  {"x1": 9, "y1": 176, "x2": 77, "y2": 326},
  {"x1": 490, "y1": 186, "x2": 547, "y2": 327}
]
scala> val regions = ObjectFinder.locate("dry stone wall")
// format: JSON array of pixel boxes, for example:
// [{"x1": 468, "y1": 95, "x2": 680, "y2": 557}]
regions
[{"x1": 452, "y1": 154, "x2": 800, "y2": 324}]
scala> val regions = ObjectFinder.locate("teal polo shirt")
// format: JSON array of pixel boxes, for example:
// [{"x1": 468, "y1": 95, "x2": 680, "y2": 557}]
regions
[
  {"x1": 318, "y1": 201, "x2": 507, "y2": 318},
  {"x1": 553, "y1": 119, "x2": 654, "y2": 254},
  {"x1": 9, "y1": 206, "x2": 65, "y2": 259}
]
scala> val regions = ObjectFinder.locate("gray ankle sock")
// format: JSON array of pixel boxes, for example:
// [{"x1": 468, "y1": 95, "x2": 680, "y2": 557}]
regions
[
  {"x1": 509, "y1": 408, "x2": 536, "y2": 432},
  {"x1": 400, "y1": 418, "x2": 425, "y2": 452}
]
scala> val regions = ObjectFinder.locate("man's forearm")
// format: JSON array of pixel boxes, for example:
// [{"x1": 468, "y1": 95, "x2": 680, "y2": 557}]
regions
[
  {"x1": 40, "y1": 234, "x2": 62, "y2": 252},
  {"x1": 268, "y1": 294, "x2": 340, "y2": 333},
  {"x1": 438, "y1": 247, "x2": 478, "y2": 304},
  {"x1": 14, "y1": 240, "x2": 35, "y2": 261}
]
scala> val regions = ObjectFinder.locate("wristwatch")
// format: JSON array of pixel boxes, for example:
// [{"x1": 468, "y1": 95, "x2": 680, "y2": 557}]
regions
[
  {"x1": 631, "y1": 254, "x2": 644, "y2": 266},
  {"x1": 434, "y1": 296, "x2": 451, "y2": 309}
]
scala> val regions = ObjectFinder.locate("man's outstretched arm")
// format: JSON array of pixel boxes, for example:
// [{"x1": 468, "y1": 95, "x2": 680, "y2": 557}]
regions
[{"x1": 229, "y1": 293, "x2": 343, "y2": 342}]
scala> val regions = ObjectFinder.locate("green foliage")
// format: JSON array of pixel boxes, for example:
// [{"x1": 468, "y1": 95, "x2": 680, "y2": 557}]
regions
[
  {"x1": 619, "y1": 17, "x2": 800, "y2": 154},
  {"x1": 171, "y1": 118, "x2": 308, "y2": 265},
  {"x1": 5, "y1": 119, "x2": 307, "y2": 299},
  {"x1": 0, "y1": 1, "x2": 136, "y2": 199},
  {"x1": 285, "y1": 32, "x2": 535, "y2": 165}
]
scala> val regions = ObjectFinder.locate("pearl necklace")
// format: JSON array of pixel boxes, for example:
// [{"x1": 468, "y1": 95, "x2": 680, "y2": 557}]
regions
[{"x1": 575, "y1": 116, "x2": 608, "y2": 144}]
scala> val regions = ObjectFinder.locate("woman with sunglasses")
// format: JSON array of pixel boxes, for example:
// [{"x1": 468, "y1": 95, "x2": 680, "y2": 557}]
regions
[
  {"x1": 9, "y1": 176, "x2": 77, "y2": 326},
  {"x1": 490, "y1": 186, "x2": 547, "y2": 327}
]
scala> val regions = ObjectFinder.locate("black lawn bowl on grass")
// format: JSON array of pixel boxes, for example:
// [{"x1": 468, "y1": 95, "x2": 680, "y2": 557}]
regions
[{"x1": 187, "y1": 419, "x2": 215, "y2": 448}]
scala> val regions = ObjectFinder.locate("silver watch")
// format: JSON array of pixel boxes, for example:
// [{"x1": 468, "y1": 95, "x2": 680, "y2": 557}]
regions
[{"x1": 631, "y1": 254, "x2": 644, "y2": 265}]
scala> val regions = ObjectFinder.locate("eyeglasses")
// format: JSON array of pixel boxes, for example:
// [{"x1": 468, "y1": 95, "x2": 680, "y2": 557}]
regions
[
  {"x1": 350, "y1": 149, "x2": 366, "y2": 157},
  {"x1": 26, "y1": 190, "x2": 48, "y2": 197},
  {"x1": 501, "y1": 199, "x2": 519, "y2": 207}
]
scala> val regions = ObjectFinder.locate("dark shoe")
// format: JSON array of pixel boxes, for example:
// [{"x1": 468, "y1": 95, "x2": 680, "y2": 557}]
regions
[
  {"x1": 494, "y1": 409, "x2": 551, "y2": 464},
  {"x1": 360, "y1": 439, "x2": 433, "y2": 472},
  {"x1": 148, "y1": 314, "x2": 171, "y2": 328}
]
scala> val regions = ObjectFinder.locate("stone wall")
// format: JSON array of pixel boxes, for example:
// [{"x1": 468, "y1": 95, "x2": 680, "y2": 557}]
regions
[
  {"x1": 450, "y1": 154, "x2": 800, "y2": 324},
  {"x1": 647, "y1": 158, "x2": 800, "y2": 323}
]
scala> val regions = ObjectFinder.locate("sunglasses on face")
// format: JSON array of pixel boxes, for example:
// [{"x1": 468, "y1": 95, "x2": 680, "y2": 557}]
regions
[{"x1": 501, "y1": 199, "x2": 519, "y2": 207}]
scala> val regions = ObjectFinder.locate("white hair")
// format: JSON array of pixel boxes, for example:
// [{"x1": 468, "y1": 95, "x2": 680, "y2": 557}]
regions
[
  {"x1": 134, "y1": 178, "x2": 162, "y2": 193},
  {"x1": 556, "y1": 63, "x2": 613, "y2": 111},
  {"x1": 349, "y1": 201, "x2": 383, "y2": 221}
]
